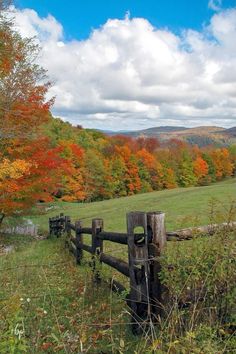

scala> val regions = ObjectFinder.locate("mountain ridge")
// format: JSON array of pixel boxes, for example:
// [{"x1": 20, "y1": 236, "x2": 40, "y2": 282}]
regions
[{"x1": 99, "y1": 125, "x2": 236, "y2": 147}]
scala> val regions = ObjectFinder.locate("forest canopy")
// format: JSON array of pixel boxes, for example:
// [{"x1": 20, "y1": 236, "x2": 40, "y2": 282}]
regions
[{"x1": 0, "y1": 2, "x2": 235, "y2": 225}]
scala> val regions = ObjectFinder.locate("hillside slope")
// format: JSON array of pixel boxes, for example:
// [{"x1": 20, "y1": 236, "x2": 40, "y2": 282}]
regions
[
  {"x1": 31, "y1": 177, "x2": 236, "y2": 232},
  {"x1": 107, "y1": 125, "x2": 236, "y2": 147}
]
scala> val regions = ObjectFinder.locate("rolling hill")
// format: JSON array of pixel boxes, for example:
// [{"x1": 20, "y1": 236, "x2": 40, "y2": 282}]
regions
[
  {"x1": 103, "y1": 125, "x2": 236, "y2": 147},
  {"x1": 30, "y1": 177, "x2": 236, "y2": 232},
  {"x1": 223, "y1": 126, "x2": 236, "y2": 137}
]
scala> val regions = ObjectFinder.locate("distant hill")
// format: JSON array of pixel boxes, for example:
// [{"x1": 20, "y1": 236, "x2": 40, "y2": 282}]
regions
[
  {"x1": 123, "y1": 126, "x2": 188, "y2": 137},
  {"x1": 101, "y1": 126, "x2": 188, "y2": 136},
  {"x1": 223, "y1": 126, "x2": 236, "y2": 137},
  {"x1": 102, "y1": 125, "x2": 236, "y2": 147},
  {"x1": 166, "y1": 126, "x2": 229, "y2": 147}
]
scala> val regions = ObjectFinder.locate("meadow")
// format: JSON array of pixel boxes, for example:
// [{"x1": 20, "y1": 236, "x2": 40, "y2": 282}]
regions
[
  {"x1": 0, "y1": 178, "x2": 235, "y2": 353},
  {"x1": 31, "y1": 177, "x2": 235, "y2": 232}
]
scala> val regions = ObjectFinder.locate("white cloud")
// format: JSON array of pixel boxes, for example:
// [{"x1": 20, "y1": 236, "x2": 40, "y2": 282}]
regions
[
  {"x1": 11, "y1": 6, "x2": 236, "y2": 130},
  {"x1": 208, "y1": 0, "x2": 222, "y2": 12},
  {"x1": 12, "y1": 6, "x2": 63, "y2": 41}
]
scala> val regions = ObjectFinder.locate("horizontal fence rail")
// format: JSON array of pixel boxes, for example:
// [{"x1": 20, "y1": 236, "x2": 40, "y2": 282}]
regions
[{"x1": 48, "y1": 212, "x2": 236, "y2": 334}]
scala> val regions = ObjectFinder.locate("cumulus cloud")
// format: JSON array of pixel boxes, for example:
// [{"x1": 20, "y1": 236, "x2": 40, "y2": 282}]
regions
[
  {"x1": 11, "y1": 6, "x2": 236, "y2": 129},
  {"x1": 208, "y1": 0, "x2": 222, "y2": 12}
]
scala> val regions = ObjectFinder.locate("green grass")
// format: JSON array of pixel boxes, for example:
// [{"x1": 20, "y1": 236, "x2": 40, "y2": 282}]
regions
[
  {"x1": 0, "y1": 236, "x2": 130, "y2": 353},
  {"x1": 0, "y1": 178, "x2": 235, "y2": 353},
  {"x1": 30, "y1": 177, "x2": 235, "y2": 233}
]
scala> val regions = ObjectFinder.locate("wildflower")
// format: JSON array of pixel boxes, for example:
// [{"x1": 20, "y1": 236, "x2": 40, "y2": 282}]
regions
[
  {"x1": 26, "y1": 298, "x2": 31, "y2": 303},
  {"x1": 14, "y1": 323, "x2": 24, "y2": 340},
  {"x1": 20, "y1": 298, "x2": 24, "y2": 301}
]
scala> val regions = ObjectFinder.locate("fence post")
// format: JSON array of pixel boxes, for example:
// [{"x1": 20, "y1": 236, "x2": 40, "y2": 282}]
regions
[
  {"x1": 64, "y1": 216, "x2": 71, "y2": 248},
  {"x1": 92, "y1": 218, "x2": 104, "y2": 283},
  {"x1": 51, "y1": 217, "x2": 56, "y2": 236},
  {"x1": 127, "y1": 211, "x2": 150, "y2": 335},
  {"x1": 75, "y1": 220, "x2": 83, "y2": 264},
  {"x1": 55, "y1": 215, "x2": 59, "y2": 237},
  {"x1": 49, "y1": 217, "x2": 52, "y2": 237},
  {"x1": 58, "y1": 213, "x2": 64, "y2": 237},
  {"x1": 147, "y1": 211, "x2": 166, "y2": 320}
]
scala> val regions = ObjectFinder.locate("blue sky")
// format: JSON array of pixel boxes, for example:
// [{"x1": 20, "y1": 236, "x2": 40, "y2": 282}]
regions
[
  {"x1": 17, "y1": 0, "x2": 236, "y2": 40},
  {"x1": 13, "y1": 0, "x2": 236, "y2": 129}
]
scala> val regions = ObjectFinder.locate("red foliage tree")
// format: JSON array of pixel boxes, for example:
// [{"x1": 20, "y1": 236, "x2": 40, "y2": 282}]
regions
[{"x1": 0, "y1": 8, "x2": 65, "y2": 225}]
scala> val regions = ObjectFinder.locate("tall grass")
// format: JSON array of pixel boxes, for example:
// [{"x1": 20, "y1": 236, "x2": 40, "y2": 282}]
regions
[{"x1": 0, "y1": 182, "x2": 235, "y2": 353}]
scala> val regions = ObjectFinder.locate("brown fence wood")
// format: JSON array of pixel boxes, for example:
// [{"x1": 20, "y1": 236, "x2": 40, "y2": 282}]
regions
[
  {"x1": 79, "y1": 227, "x2": 92, "y2": 235},
  {"x1": 100, "y1": 253, "x2": 130, "y2": 277},
  {"x1": 147, "y1": 211, "x2": 166, "y2": 319},
  {"x1": 75, "y1": 221, "x2": 83, "y2": 264},
  {"x1": 65, "y1": 216, "x2": 71, "y2": 243},
  {"x1": 109, "y1": 278, "x2": 127, "y2": 294},
  {"x1": 127, "y1": 211, "x2": 158, "y2": 334},
  {"x1": 49, "y1": 210, "x2": 167, "y2": 334},
  {"x1": 91, "y1": 219, "x2": 104, "y2": 282},
  {"x1": 166, "y1": 221, "x2": 236, "y2": 239},
  {"x1": 98, "y1": 231, "x2": 128, "y2": 244},
  {"x1": 69, "y1": 224, "x2": 77, "y2": 232},
  {"x1": 77, "y1": 243, "x2": 93, "y2": 254},
  {"x1": 49, "y1": 211, "x2": 235, "y2": 335}
]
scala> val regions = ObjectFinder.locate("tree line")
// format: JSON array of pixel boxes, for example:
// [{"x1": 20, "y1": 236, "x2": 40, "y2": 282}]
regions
[
  {"x1": 45, "y1": 117, "x2": 235, "y2": 202},
  {"x1": 0, "y1": 3, "x2": 235, "y2": 224}
]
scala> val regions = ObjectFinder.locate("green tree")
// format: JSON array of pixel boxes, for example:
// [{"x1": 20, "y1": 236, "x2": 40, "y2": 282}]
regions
[{"x1": 178, "y1": 152, "x2": 197, "y2": 187}]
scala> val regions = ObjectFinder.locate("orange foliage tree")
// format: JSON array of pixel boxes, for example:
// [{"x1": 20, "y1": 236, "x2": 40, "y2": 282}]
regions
[
  {"x1": 0, "y1": 139, "x2": 66, "y2": 221},
  {"x1": 58, "y1": 141, "x2": 86, "y2": 202},
  {"x1": 193, "y1": 156, "x2": 209, "y2": 184},
  {"x1": 211, "y1": 148, "x2": 233, "y2": 180},
  {"x1": 0, "y1": 7, "x2": 65, "y2": 225}
]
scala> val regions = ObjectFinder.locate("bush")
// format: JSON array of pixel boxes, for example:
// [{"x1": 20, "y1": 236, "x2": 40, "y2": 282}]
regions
[{"x1": 157, "y1": 227, "x2": 236, "y2": 352}]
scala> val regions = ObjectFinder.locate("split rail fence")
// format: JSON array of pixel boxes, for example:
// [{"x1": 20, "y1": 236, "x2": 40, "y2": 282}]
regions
[{"x1": 48, "y1": 211, "x2": 235, "y2": 334}]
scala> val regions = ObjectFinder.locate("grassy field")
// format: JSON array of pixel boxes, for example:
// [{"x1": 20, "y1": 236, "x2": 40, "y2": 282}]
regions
[
  {"x1": 30, "y1": 177, "x2": 235, "y2": 233},
  {"x1": 0, "y1": 178, "x2": 235, "y2": 353}
]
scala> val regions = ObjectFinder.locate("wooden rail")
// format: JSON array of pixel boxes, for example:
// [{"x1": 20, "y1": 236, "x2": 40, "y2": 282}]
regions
[
  {"x1": 49, "y1": 211, "x2": 167, "y2": 334},
  {"x1": 49, "y1": 212, "x2": 236, "y2": 334}
]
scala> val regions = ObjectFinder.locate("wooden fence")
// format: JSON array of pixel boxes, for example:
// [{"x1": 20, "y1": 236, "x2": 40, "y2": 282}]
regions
[{"x1": 48, "y1": 212, "x2": 235, "y2": 334}]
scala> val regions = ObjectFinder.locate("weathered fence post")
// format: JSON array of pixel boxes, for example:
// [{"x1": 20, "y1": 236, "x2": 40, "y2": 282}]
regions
[
  {"x1": 58, "y1": 213, "x2": 64, "y2": 237},
  {"x1": 147, "y1": 211, "x2": 166, "y2": 320},
  {"x1": 48, "y1": 211, "x2": 166, "y2": 334},
  {"x1": 55, "y1": 215, "x2": 59, "y2": 237},
  {"x1": 64, "y1": 216, "x2": 71, "y2": 248},
  {"x1": 49, "y1": 217, "x2": 52, "y2": 236},
  {"x1": 75, "y1": 220, "x2": 83, "y2": 264},
  {"x1": 65, "y1": 216, "x2": 71, "y2": 235},
  {"x1": 51, "y1": 217, "x2": 56, "y2": 236},
  {"x1": 92, "y1": 218, "x2": 104, "y2": 282},
  {"x1": 51, "y1": 217, "x2": 55, "y2": 236},
  {"x1": 127, "y1": 211, "x2": 150, "y2": 334}
]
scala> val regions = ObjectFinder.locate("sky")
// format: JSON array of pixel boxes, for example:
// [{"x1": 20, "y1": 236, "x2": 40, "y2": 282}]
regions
[
  {"x1": 17, "y1": 0, "x2": 236, "y2": 40},
  {"x1": 10, "y1": 0, "x2": 236, "y2": 130}
]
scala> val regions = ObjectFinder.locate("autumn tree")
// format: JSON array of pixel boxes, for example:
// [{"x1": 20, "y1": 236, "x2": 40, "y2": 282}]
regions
[
  {"x1": 55, "y1": 141, "x2": 86, "y2": 202},
  {"x1": 114, "y1": 145, "x2": 141, "y2": 195},
  {"x1": 229, "y1": 145, "x2": 236, "y2": 176},
  {"x1": 109, "y1": 156, "x2": 127, "y2": 196},
  {"x1": 0, "y1": 26, "x2": 52, "y2": 141},
  {"x1": 0, "y1": 139, "x2": 67, "y2": 221},
  {"x1": 210, "y1": 148, "x2": 233, "y2": 180},
  {"x1": 0, "y1": 4, "x2": 64, "y2": 225},
  {"x1": 193, "y1": 156, "x2": 209, "y2": 185},
  {"x1": 177, "y1": 151, "x2": 197, "y2": 187},
  {"x1": 83, "y1": 150, "x2": 110, "y2": 201}
]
